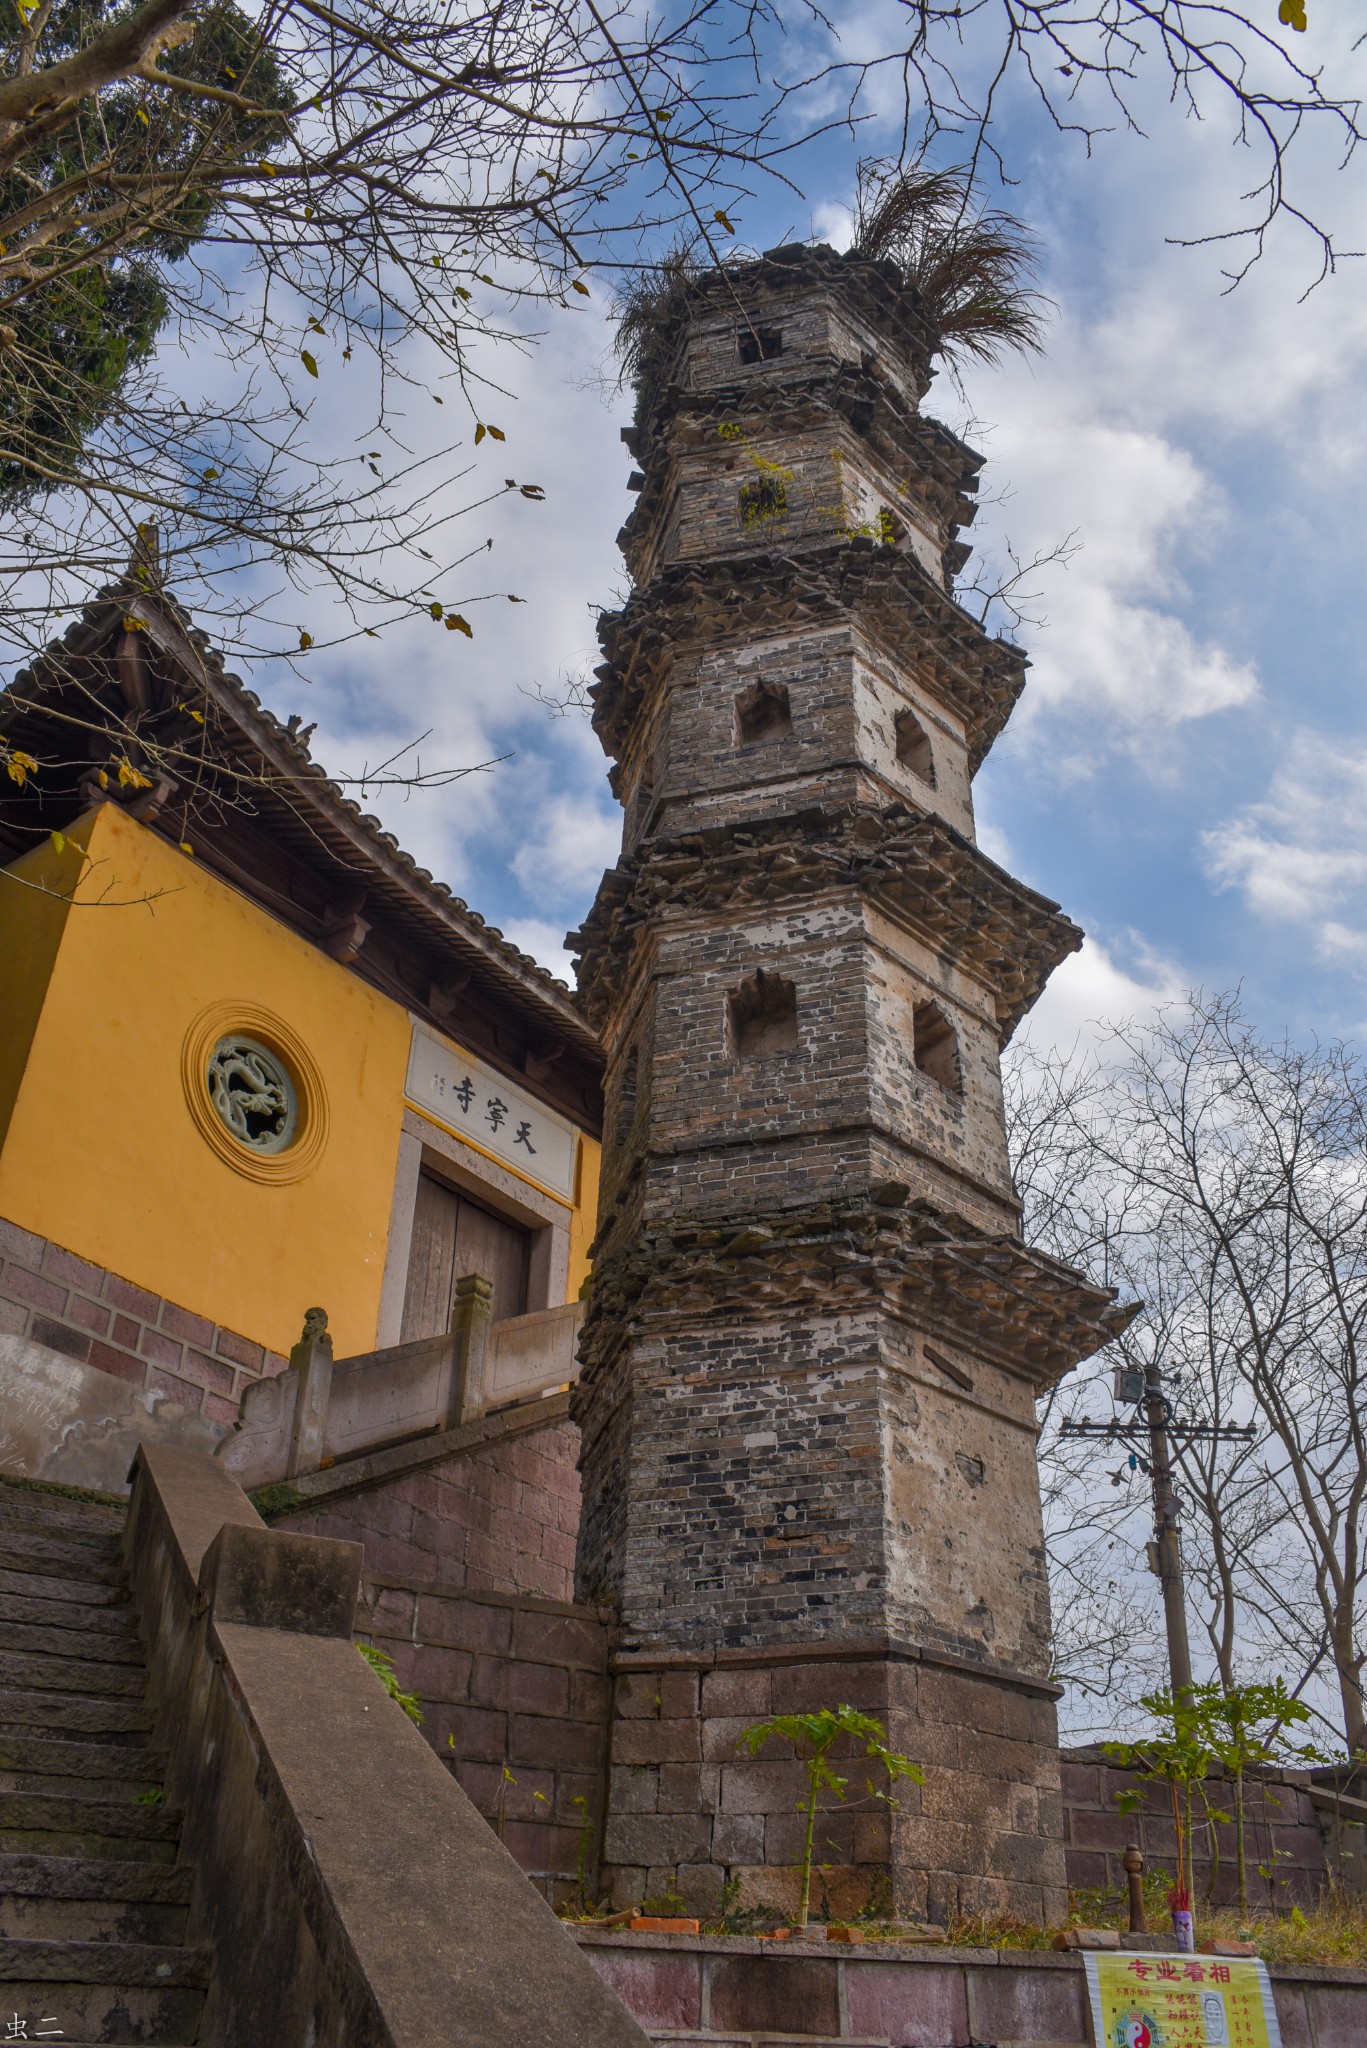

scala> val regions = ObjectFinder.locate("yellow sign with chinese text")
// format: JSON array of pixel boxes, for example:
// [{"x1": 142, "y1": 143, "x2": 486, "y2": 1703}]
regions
[{"x1": 1084, "y1": 1952, "x2": 1282, "y2": 2048}]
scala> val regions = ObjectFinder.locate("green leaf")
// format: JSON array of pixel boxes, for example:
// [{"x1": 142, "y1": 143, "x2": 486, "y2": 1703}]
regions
[
  {"x1": 300, "y1": 349, "x2": 318, "y2": 377},
  {"x1": 356, "y1": 1643, "x2": 422, "y2": 1724}
]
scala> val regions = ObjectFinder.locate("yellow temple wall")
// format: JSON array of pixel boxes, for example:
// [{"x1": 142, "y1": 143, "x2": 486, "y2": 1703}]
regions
[{"x1": 0, "y1": 804, "x2": 599, "y2": 1360}]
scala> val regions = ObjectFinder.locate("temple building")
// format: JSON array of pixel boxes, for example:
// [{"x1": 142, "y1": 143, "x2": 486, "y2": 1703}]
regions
[{"x1": 0, "y1": 587, "x2": 601, "y2": 1430}]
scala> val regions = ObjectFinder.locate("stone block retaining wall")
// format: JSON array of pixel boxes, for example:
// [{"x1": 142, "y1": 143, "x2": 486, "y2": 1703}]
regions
[
  {"x1": 356, "y1": 1572, "x2": 611, "y2": 1901},
  {"x1": 0, "y1": 1214, "x2": 286, "y2": 1426},
  {"x1": 572, "y1": 1928, "x2": 1367, "y2": 2048},
  {"x1": 278, "y1": 1414, "x2": 582, "y2": 1601}
]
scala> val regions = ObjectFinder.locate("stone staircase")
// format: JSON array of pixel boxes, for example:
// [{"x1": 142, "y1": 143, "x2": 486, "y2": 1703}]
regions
[{"x1": 0, "y1": 1482, "x2": 209, "y2": 2045}]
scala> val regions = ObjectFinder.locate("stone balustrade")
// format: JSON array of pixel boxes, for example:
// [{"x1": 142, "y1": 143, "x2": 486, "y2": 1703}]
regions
[{"x1": 216, "y1": 1278, "x2": 584, "y2": 1489}]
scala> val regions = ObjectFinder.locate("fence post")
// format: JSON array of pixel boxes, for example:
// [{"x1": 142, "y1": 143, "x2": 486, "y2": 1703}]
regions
[
  {"x1": 286, "y1": 1306, "x2": 334, "y2": 1477},
  {"x1": 449, "y1": 1274, "x2": 493, "y2": 1425}
]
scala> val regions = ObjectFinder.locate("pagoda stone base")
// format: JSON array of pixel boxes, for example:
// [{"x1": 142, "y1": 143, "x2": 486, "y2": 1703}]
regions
[{"x1": 600, "y1": 1643, "x2": 1068, "y2": 1928}]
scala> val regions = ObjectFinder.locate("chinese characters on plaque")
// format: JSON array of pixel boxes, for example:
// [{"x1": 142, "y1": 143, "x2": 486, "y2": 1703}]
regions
[
  {"x1": 405, "y1": 1024, "x2": 578, "y2": 1202},
  {"x1": 1084, "y1": 1952, "x2": 1282, "y2": 2048}
]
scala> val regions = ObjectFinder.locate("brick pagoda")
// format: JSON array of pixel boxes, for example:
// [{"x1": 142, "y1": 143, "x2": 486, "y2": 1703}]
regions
[{"x1": 569, "y1": 245, "x2": 1128, "y2": 1925}]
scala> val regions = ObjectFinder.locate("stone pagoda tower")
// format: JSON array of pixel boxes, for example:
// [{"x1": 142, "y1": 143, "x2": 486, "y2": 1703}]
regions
[{"x1": 569, "y1": 245, "x2": 1128, "y2": 1926}]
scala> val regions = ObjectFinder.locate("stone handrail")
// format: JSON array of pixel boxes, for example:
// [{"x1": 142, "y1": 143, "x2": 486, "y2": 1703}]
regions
[
  {"x1": 215, "y1": 1280, "x2": 584, "y2": 1490},
  {"x1": 125, "y1": 1441, "x2": 646, "y2": 2048}
]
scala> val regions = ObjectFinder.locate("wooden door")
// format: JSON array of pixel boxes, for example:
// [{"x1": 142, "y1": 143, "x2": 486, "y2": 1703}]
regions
[{"x1": 399, "y1": 1171, "x2": 530, "y2": 1341}]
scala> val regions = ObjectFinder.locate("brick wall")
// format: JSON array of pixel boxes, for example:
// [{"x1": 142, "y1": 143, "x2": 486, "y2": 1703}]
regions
[
  {"x1": 1062, "y1": 1748, "x2": 1334, "y2": 1908},
  {"x1": 277, "y1": 1416, "x2": 583, "y2": 1603},
  {"x1": 357, "y1": 1574, "x2": 610, "y2": 1903},
  {"x1": 0, "y1": 1214, "x2": 287, "y2": 1427}
]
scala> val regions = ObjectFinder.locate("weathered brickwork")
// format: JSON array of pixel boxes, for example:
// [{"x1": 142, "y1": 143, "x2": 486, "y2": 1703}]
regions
[
  {"x1": 356, "y1": 1575, "x2": 610, "y2": 1903},
  {"x1": 621, "y1": 628, "x2": 974, "y2": 854},
  {"x1": 569, "y1": 244, "x2": 1133, "y2": 1922},
  {"x1": 277, "y1": 1416, "x2": 583, "y2": 1602},
  {"x1": 0, "y1": 1212, "x2": 287, "y2": 1425},
  {"x1": 1061, "y1": 1749, "x2": 1357, "y2": 1909}
]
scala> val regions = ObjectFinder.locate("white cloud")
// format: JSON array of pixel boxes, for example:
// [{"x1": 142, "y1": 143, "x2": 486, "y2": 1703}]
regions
[
  {"x1": 1020, "y1": 935, "x2": 1186, "y2": 1060},
  {"x1": 501, "y1": 918, "x2": 579, "y2": 986},
  {"x1": 511, "y1": 794, "x2": 622, "y2": 909},
  {"x1": 1202, "y1": 731, "x2": 1367, "y2": 962},
  {"x1": 972, "y1": 410, "x2": 1259, "y2": 755}
]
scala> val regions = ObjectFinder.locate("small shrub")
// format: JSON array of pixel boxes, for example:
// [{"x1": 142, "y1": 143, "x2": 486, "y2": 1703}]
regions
[
  {"x1": 738, "y1": 1706, "x2": 922, "y2": 1929},
  {"x1": 356, "y1": 1642, "x2": 423, "y2": 1724}
]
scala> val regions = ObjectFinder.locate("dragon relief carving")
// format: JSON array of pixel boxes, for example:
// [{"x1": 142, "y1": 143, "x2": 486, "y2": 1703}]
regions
[{"x1": 207, "y1": 1036, "x2": 298, "y2": 1153}]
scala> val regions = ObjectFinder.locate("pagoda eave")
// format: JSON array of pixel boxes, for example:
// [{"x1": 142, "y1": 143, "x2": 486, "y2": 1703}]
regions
[{"x1": 591, "y1": 542, "x2": 1025, "y2": 773}]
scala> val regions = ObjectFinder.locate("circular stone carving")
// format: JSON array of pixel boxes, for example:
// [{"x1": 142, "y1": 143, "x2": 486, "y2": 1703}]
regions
[
  {"x1": 208, "y1": 1036, "x2": 298, "y2": 1153},
  {"x1": 182, "y1": 1003, "x2": 329, "y2": 1184}
]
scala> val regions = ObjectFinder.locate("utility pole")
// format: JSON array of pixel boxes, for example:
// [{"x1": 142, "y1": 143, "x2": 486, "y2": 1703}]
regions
[
  {"x1": 1059, "y1": 1362, "x2": 1254, "y2": 1706},
  {"x1": 1142, "y1": 1358, "x2": 1194, "y2": 1702}
]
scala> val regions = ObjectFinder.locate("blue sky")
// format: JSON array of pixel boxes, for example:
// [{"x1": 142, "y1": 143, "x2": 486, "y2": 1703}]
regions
[{"x1": 236, "y1": 0, "x2": 1367, "y2": 1062}]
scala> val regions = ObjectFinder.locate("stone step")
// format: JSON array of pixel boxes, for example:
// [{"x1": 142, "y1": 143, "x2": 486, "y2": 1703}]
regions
[
  {"x1": 0, "y1": 1619, "x2": 146, "y2": 1668},
  {"x1": 0, "y1": 1767, "x2": 165, "y2": 1803},
  {"x1": 1, "y1": 1653, "x2": 146, "y2": 1701},
  {"x1": 0, "y1": 1792, "x2": 182, "y2": 1864},
  {"x1": 0, "y1": 1888, "x2": 189, "y2": 1945},
  {"x1": 0, "y1": 1689, "x2": 155, "y2": 1741},
  {"x1": 0, "y1": 1590, "x2": 140, "y2": 1638},
  {"x1": 0, "y1": 1735, "x2": 165, "y2": 1798},
  {"x1": 0, "y1": 1938, "x2": 205, "y2": 2044},
  {"x1": 0, "y1": 1935, "x2": 209, "y2": 1984},
  {"x1": 0, "y1": 1536, "x2": 126, "y2": 1590},
  {"x1": 0, "y1": 1489, "x2": 125, "y2": 1539},
  {"x1": 0, "y1": 1566, "x2": 130, "y2": 1612},
  {"x1": 0, "y1": 1852, "x2": 195, "y2": 1905},
  {"x1": 0, "y1": 1516, "x2": 122, "y2": 1563}
]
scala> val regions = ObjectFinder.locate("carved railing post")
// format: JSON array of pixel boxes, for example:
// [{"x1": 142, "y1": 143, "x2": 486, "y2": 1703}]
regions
[
  {"x1": 449, "y1": 1274, "x2": 493, "y2": 1426},
  {"x1": 286, "y1": 1306, "x2": 334, "y2": 1477}
]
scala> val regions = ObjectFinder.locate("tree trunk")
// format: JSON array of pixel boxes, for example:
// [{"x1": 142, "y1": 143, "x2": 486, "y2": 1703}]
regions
[{"x1": 1334, "y1": 1615, "x2": 1366, "y2": 1759}]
